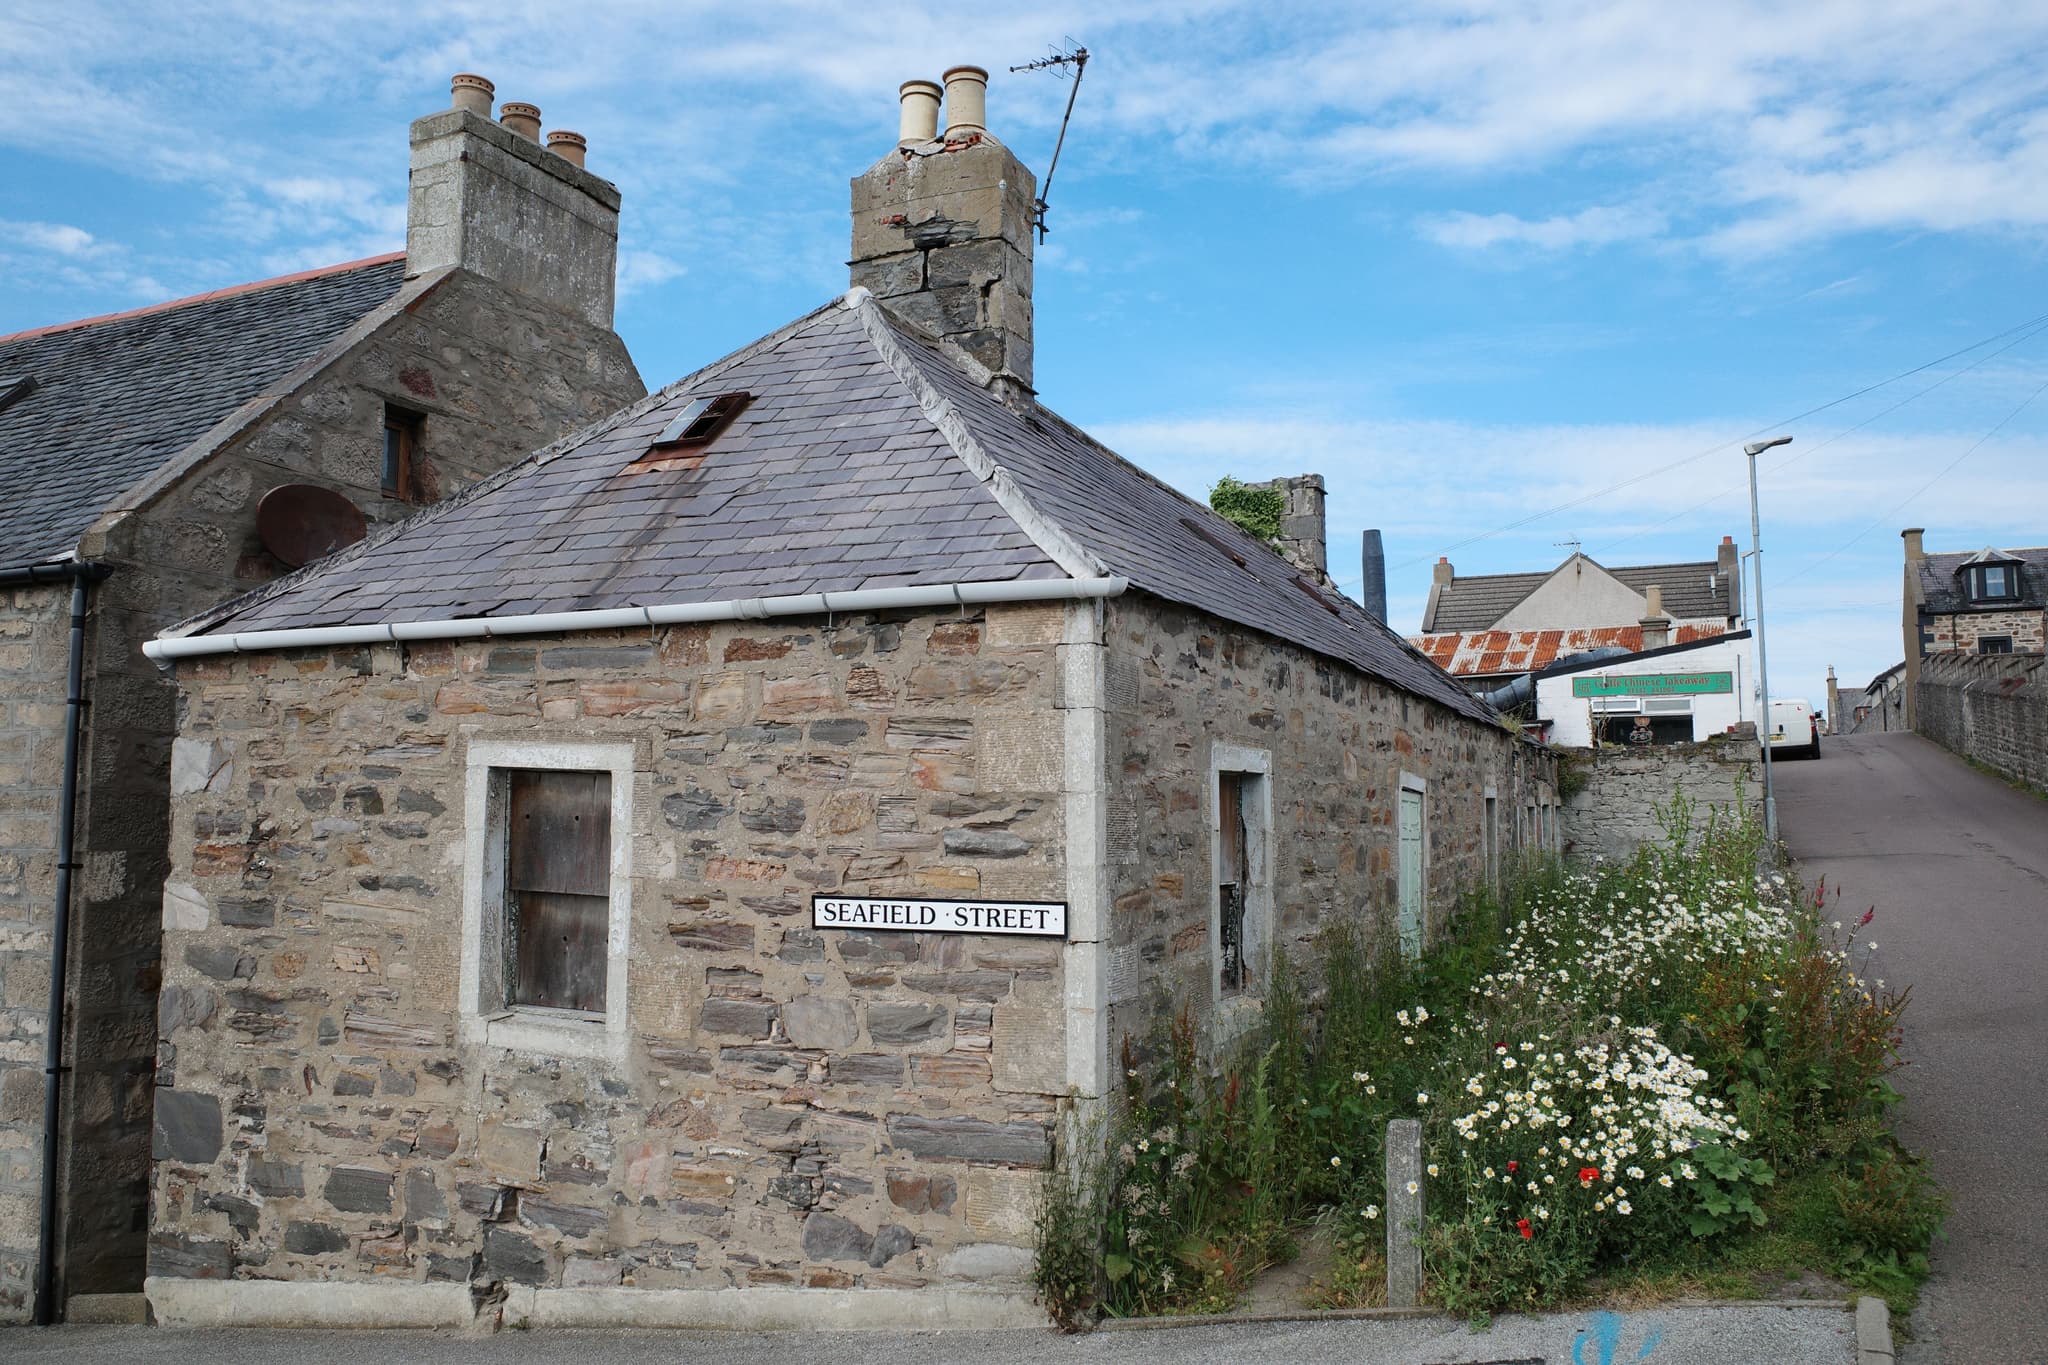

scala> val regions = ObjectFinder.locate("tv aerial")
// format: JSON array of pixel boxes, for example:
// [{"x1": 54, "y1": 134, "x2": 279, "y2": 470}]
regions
[
  {"x1": 1554, "y1": 536, "x2": 1584, "y2": 556},
  {"x1": 1008, "y1": 39, "x2": 1089, "y2": 242}
]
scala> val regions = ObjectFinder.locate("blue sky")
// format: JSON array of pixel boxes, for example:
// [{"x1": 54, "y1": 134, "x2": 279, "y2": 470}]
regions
[{"x1": 7, "y1": 1, "x2": 2048, "y2": 712}]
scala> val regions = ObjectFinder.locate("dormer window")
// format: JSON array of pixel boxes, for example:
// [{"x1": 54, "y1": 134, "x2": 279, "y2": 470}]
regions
[{"x1": 1969, "y1": 563, "x2": 2019, "y2": 602}]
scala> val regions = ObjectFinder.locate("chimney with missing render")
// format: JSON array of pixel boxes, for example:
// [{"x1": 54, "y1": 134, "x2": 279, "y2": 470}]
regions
[
  {"x1": 851, "y1": 66, "x2": 1037, "y2": 399},
  {"x1": 1639, "y1": 584, "x2": 1672, "y2": 651},
  {"x1": 1246, "y1": 474, "x2": 1329, "y2": 582},
  {"x1": 405, "y1": 74, "x2": 621, "y2": 328}
]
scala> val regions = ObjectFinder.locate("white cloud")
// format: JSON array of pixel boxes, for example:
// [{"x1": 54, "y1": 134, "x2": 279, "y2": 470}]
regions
[
  {"x1": 1420, "y1": 205, "x2": 1666, "y2": 252},
  {"x1": 1, "y1": 220, "x2": 99, "y2": 255}
]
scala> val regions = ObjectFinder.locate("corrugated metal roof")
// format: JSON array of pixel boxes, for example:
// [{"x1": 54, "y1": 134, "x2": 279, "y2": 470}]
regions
[{"x1": 1411, "y1": 623, "x2": 1729, "y2": 679}]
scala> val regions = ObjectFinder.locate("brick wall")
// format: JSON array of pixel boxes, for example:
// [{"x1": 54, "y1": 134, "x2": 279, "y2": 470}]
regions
[
  {"x1": 0, "y1": 583, "x2": 70, "y2": 1319},
  {"x1": 1558, "y1": 733, "x2": 1760, "y2": 865},
  {"x1": 151, "y1": 605, "x2": 1073, "y2": 1306},
  {"x1": 1916, "y1": 652, "x2": 2048, "y2": 790},
  {"x1": 1100, "y1": 595, "x2": 1553, "y2": 1060}
]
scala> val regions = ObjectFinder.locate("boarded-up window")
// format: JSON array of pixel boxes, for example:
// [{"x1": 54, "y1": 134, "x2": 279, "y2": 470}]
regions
[
  {"x1": 503, "y1": 769, "x2": 611, "y2": 1012},
  {"x1": 1217, "y1": 771, "x2": 1250, "y2": 997}
]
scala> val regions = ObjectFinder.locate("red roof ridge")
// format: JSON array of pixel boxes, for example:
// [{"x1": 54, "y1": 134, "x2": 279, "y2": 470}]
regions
[{"x1": 0, "y1": 251, "x2": 406, "y2": 345}]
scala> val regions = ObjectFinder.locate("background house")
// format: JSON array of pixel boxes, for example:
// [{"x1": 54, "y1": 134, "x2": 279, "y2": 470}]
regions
[
  {"x1": 139, "y1": 68, "x2": 1557, "y2": 1330},
  {"x1": 1411, "y1": 541, "x2": 1742, "y2": 690},
  {"x1": 0, "y1": 76, "x2": 643, "y2": 1323},
  {"x1": 1899, "y1": 526, "x2": 2047, "y2": 727}
]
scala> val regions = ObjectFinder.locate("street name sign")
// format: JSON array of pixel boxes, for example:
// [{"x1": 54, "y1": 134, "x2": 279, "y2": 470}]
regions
[{"x1": 812, "y1": 895, "x2": 1067, "y2": 938}]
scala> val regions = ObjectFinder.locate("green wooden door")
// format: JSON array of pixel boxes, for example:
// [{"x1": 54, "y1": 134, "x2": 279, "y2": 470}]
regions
[{"x1": 1398, "y1": 788, "x2": 1424, "y2": 957}]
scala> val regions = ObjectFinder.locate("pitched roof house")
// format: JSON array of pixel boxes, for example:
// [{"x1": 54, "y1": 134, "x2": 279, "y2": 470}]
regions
[
  {"x1": 0, "y1": 76, "x2": 643, "y2": 1324},
  {"x1": 143, "y1": 68, "x2": 1559, "y2": 1330},
  {"x1": 1899, "y1": 527, "x2": 2048, "y2": 726},
  {"x1": 1411, "y1": 541, "x2": 1743, "y2": 686}
]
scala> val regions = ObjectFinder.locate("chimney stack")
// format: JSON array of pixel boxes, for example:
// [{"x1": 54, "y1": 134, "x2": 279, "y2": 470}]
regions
[
  {"x1": 1434, "y1": 557, "x2": 1455, "y2": 587},
  {"x1": 1360, "y1": 529, "x2": 1387, "y2": 622},
  {"x1": 1245, "y1": 474, "x2": 1328, "y2": 581},
  {"x1": 1901, "y1": 528, "x2": 1928, "y2": 728},
  {"x1": 1639, "y1": 584, "x2": 1672, "y2": 650},
  {"x1": 406, "y1": 74, "x2": 622, "y2": 329},
  {"x1": 1717, "y1": 534, "x2": 1741, "y2": 623},
  {"x1": 851, "y1": 65, "x2": 1036, "y2": 398}
]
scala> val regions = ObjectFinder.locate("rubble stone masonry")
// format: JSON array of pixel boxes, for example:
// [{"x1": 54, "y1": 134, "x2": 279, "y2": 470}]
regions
[
  {"x1": 151, "y1": 604, "x2": 1072, "y2": 1314},
  {"x1": 1558, "y1": 734, "x2": 1760, "y2": 865},
  {"x1": 1100, "y1": 596, "x2": 1553, "y2": 1058},
  {"x1": 0, "y1": 585, "x2": 71, "y2": 1318},
  {"x1": 1916, "y1": 652, "x2": 2047, "y2": 791},
  {"x1": 1925, "y1": 608, "x2": 2045, "y2": 655}
]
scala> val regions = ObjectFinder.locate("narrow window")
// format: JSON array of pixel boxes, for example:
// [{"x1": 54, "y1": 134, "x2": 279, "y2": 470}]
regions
[
  {"x1": 383, "y1": 405, "x2": 423, "y2": 502},
  {"x1": 1397, "y1": 774, "x2": 1426, "y2": 958},
  {"x1": 1217, "y1": 771, "x2": 1251, "y2": 996},
  {"x1": 1978, "y1": 635, "x2": 2013, "y2": 655},
  {"x1": 503, "y1": 768, "x2": 611, "y2": 1013},
  {"x1": 1483, "y1": 792, "x2": 1499, "y2": 887}
]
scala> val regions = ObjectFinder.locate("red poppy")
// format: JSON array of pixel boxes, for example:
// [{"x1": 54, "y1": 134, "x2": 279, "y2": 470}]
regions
[
  {"x1": 1578, "y1": 1166, "x2": 1601, "y2": 1186},
  {"x1": 1507, "y1": 1161, "x2": 1519, "y2": 1173},
  {"x1": 1516, "y1": 1218, "x2": 1534, "y2": 1239}
]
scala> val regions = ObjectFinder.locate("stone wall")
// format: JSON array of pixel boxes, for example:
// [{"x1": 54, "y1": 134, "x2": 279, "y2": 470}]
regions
[
  {"x1": 0, "y1": 584, "x2": 70, "y2": 1319},
  {"x1": 17, "y1": 268, "x2": 645, "y2": 1318},
  {"x1": 1558, "y1": 734, "x2": 1760, "y2": 865},
  {"x1": 1916, "y1": 652, "x2": 2048, "y2": 791},
  {"x1": 150, "y1": 603, "x2": 1075, "y2": 1316},
  {"x1": 1924, "y1": 608, "x2": 2046, "y2": 655},
  {"x1": 1100, "y1": 595, "x2": 1553, "y2": 1058}
]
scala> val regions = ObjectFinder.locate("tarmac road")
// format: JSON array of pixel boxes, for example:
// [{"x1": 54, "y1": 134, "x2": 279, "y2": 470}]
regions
[{"x1": 1773, "y1": 731, "x2": 2048, "y2": 1365}]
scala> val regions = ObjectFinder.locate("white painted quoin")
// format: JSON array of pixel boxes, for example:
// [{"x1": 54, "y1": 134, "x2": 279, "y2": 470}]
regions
[{"x1": 1536, "y1": 630, "x2": 1757, "y2": 748}]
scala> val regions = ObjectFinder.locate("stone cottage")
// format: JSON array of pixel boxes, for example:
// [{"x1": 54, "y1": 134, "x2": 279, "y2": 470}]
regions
[
  {"x1": 141, "y1": 67, "x2": 1556, "y2": 1329},
  {"x1": 0, "y1": 76, "x2": 644, "y2": 1322},
  {"x1": 1900, "y1": 526, "x2": 2048, "y2": 727}
]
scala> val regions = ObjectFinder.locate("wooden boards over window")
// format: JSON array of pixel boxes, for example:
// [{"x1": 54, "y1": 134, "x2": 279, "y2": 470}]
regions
[{"x1": 504, "y1": 768, "x2": 611, "y2": 1013}]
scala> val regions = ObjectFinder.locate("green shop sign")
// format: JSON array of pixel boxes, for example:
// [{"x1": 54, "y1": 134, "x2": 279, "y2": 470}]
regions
[{"x1": 1571, "y1": 671, "x2": 1733, "y2": 698}]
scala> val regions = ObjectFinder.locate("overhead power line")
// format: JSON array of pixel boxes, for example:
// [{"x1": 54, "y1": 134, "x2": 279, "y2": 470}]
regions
[{"x1": 1392, "y1": 306, "x2": 2048, "y2": 571}]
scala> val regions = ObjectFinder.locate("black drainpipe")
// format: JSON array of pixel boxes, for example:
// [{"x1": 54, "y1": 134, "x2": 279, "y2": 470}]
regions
[{"x1": 1, "y1": 560, "x2": 111, "y2": 1326}]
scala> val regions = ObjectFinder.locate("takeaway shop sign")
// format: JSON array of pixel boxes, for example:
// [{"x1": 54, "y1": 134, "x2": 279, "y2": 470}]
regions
[
  {"x1": 1571, "y1": 670, "x2": 1734, "y2": 698},
  {"x1": 812, "y1": 895, "x2": 1067, "y2": 939}
]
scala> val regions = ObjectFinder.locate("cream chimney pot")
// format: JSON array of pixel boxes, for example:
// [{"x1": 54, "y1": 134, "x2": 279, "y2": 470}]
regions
[
  {"x1": 942, "y1": 65, "x2": 989, "y2": 139},
  {"x1": 1645, "y1": 584, "x2": 1663, "y2": 616},
  {"x1": 898, "y1": 80, "x2": 942, "y2": 147},
  {"x1": 499, "y1": 102, "x2": 542, "y2": 141},
  {"x1": 546, "y1": 129, "x2": 587, "y2": 167},
  {"x1": 450, "y1": 73, "x2": 495, "y2": 117}
]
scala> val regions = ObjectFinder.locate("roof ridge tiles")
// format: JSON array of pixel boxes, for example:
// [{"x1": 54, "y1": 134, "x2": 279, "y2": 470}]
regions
[{"x1": 0, "y1": 252, "x2": 407, "y2": 345}]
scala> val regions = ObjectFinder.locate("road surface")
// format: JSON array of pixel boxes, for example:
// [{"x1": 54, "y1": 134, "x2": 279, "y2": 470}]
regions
[{"x1": 1775, "y1": 731, "x2": 2048, "y2": 1365}]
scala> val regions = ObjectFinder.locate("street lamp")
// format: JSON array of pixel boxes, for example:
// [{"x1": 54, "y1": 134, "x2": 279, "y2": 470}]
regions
[{"x1": 1744, "y1": 436, "x2": 1792, "y2": 844}]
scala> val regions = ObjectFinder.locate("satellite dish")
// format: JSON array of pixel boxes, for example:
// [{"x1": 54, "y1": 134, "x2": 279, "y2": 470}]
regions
[{"x1": 256, "y1": 484, "x2": 367, "y2": 568}]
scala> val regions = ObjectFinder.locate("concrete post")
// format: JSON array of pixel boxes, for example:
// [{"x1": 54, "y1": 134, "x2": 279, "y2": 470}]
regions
[{"x1": 1385, "y1": 1118, "x2": 1424, "y2": 1308}]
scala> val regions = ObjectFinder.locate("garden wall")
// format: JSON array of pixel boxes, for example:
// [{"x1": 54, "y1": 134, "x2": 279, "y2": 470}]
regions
[
  {"x1": 1558, "y1": 731, "x2": 1759, "y2": 865},
  {"x1": 1915, "y1": 652, "x2": 2048, "y2": 791}
]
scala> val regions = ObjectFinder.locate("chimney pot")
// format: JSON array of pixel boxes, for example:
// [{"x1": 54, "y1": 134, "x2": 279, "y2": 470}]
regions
[
  {"x1": 898, "y1": 79, "x2": 943, "y2": 147},
  {"x1": 942, "y1": 65, "x2": 989, "y2": 140},
  {"x1": 499, "y1": 101, "x2": 542, "y2": 141},
  {"x1": 450, "y1": 73, "x2": 495, "y2": 117},
  {"x1": 546, "y1": 129, "x2": 587, "y2": 167}
]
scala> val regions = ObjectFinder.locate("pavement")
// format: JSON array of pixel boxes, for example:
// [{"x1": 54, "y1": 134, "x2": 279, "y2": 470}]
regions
[
  {"x1": 1774, "y1": 731, "x2": 2048, "y2": 1365},
  {"x1": 1, "y1": 1303, "x2": 1861, "y2": 1365}
]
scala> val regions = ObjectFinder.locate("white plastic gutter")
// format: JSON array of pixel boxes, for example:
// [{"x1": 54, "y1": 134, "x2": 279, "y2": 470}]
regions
[{"x1": 144, "y1": 576, "x2": 1129, "y2": 661}]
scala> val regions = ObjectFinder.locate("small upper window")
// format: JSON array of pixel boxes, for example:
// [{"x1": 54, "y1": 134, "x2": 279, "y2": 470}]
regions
[
  {"x1": 1969, "y1": 563, "x2": 2019, "y2": 601},
  {"x1": 1979, "y1": 635, "x2": 2014, "y2": 655},
  {"x1": 653, "y1": 391, "x2": 751, "y2": 449},
  {"x1": 383, "y1": 406, "x2": 424, "y2": 502}
]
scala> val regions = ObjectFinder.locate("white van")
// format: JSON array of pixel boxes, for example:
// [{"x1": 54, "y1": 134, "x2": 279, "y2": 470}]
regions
[{"x1": 1767, "y1": 698, "x2": 1820, "y2": 759}]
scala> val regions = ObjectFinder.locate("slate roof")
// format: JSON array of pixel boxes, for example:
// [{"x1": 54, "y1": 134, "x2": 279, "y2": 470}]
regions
[
  {"x1": 177, "y1": 291, "x2": 1500, "y2": 728},
  {"x1": 1916, "y1": 545, "x2": 2048, "y2": 614},
  {"x1": 1411, "y1": 622, "x2": 1730, "y2": 679},
  {"x1": 1424, "y1": 556, "x2": 1733, "y2": 633},
  {"x1": 0, "y1": 254, "x2": 407, "y2": 568}
]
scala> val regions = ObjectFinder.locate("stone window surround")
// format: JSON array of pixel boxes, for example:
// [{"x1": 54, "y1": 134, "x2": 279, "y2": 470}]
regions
[
  {"x1": 1482, "y1": 784, "x2": 1499, "y2": 887},
  {"x1": 461, "y1": 737, "x2": 637, "y2": 1064},
  {"x1": 1209, "y1": 741, "x2": 1273, "y2": 1039}
]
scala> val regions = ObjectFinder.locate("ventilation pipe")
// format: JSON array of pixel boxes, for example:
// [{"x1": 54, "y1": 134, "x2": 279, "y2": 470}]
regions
[
  {"x1": 942, "y1": 65, "x2": 988, "y2": 140},
  {"x1": 898, "y1": 79, "x2": 942, "y2": 147},
  {"x1": 1360, "y1": 529, "x2": 1387, "y2": 622},
  {"x1": 1478, "y1": 646, "x2": 1632, "y2": 715}
]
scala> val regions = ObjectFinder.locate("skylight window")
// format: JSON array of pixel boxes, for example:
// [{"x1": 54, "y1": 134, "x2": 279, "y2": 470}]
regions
[
  {"x1": 653, "y1": 391, "x2": 750, "y2": 448},
  {"x1": 0, "y1": 375, "x2": 35, "y2": 415}
]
